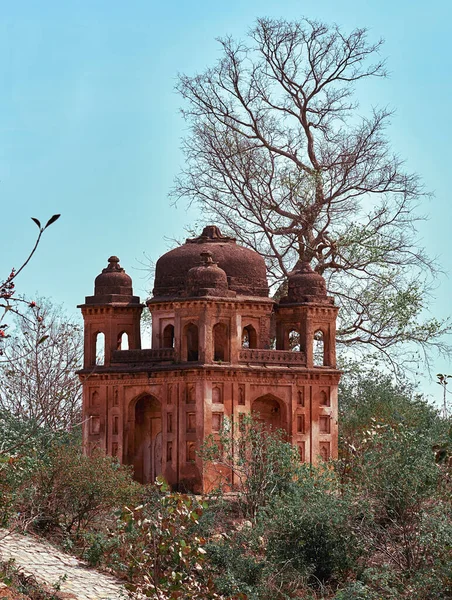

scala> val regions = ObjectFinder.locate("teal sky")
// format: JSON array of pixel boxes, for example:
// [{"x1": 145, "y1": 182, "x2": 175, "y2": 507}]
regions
[{"x1": 2, "y1": 1, "x2": 451, "y2": 403}]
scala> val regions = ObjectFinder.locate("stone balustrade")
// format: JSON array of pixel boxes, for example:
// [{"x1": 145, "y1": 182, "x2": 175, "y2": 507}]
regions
[
  {"x1": 112, "y1": 348, "x2": 175, "y2": 363},
  {"x1": 111, "y1": 347, "x2": 307, "y2": 366},
  {"x1": 238, "y1": 348, "x2": 306, "y2": 365}
]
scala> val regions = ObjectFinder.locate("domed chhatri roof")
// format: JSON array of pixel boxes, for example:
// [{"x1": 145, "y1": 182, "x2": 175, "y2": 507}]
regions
[
  {"x1": 153, "y1": 226, "x2": 269, "y2": 298},
  {"x1": 186, "y1": 251, "x2": 235, "y2": 298},
  {"x1": 85, "y1": 256, "x2": 141, "y2": 305},
  {"x1": 281, "y1": 260, "x2": 333, "y2": 305}
]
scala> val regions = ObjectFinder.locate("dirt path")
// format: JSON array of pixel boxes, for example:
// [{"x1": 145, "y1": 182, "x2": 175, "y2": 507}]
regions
[{"x1": 0, "y1": 530, "x2": 127, "y2": 600}]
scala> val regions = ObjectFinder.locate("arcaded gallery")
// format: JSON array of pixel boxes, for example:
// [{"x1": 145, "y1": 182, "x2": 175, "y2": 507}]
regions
[{"x1": 78, "y1": 226, "x2": 340, "y2": 492}]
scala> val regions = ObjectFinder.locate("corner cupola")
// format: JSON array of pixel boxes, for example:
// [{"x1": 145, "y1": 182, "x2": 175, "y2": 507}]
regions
[
  {"x1": 186, "y1": 251, "x2": 235, "y2": 298},
  {"x1": 85, "y1": 256, "x2": 140, "y2": 305},
  {"x1": 280, "y1": 260, "x2": 333, "y2": 305}
]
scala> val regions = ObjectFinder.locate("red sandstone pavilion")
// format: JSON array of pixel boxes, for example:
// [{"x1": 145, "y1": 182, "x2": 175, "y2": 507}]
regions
[{"x1": 78, "y1": 226, "x2": 340, "y2": 492}]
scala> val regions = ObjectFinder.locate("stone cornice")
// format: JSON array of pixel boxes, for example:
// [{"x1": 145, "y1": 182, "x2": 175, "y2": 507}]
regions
[
  {"x1": 147, "y1": 297, "x2": 275, "y2": 311},
  {"x1": 78, "y1": 365, "x2": 342, "y2": 385},
  {"x1": 78, "y1": 304, "x2": 144, "y2": 315}
]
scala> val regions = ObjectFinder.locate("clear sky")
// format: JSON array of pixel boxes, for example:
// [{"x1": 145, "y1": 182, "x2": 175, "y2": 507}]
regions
[{"x1": 2, "y1": 1, "x2": 451, "y2": 403}]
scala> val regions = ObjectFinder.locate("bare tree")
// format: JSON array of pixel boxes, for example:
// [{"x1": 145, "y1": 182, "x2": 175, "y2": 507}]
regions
[
  {"x1": 0, "y1": 299, "x2": 82, "y2": 429},
  {"x1": 173, "y1": 17, "x2": 450, "y2": 369}
]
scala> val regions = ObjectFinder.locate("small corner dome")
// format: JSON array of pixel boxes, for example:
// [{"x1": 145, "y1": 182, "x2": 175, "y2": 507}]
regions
[
  {"x1": 186, "y1": 251, "x2": 234, "y2": 297},
  {"x1": 153, "y1": 226, "x2": 269, "y2": 298},
  {"x1": 85, "y1": 256, "x2": 141, "y2": 305},
  {"x1": 95, "y1": 256, "x2": 133, "y2": 296},
  {"x1": 281, "y1": 260, "x2": 332, "y2": 304}
]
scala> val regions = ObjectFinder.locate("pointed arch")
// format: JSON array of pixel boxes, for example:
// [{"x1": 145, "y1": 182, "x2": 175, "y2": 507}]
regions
[
  {"x1": 117, "y1": 331, "x2": 129, "y2": 350},
  {"x1": 319, "y1": 390, "x2": 330, "y2": 406},
  {"x1": 313, "y1": 329, "x2": 325, "y2": 366},
  {"x1": 288, "y1": 328, "x2": 301, "y2": 352},
  {"x1": 242, "y1": 324, "x2": 257, "y2": 349},
  {"x1": 163, "y1": 324, "x2": 175, "y2": 348},
  {"x1": 212, "y1": 386, "x2": 223, "y2": 404},
  {"x1": 184, "y1": 322, "x2": 199, "y2": 362},
  {"x1": 213, "y1": 322, "x2": 229, "y2": 362},
  {"x1": 128, "y1": 394, "x2": 162, "y2": 484},
  {"x1": 95, "y1": 332, "x2": 105, "y2": 365},
  {"x1": 251, "y1": 394, "x2": 284, "y2": 431}
]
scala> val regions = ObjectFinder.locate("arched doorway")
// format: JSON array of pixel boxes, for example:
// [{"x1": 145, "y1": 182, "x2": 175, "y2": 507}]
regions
[
  {"x1": 132, "y1": 395, "x2": 162, "y2": 484},
  {"x1": 251, "y1": 395, "x2": 282, "y2": 431}
]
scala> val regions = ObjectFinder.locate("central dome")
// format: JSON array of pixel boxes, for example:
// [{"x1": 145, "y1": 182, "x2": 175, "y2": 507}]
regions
[{"x1": 153, "y1": 226, "x2": 269, "y2": 298}]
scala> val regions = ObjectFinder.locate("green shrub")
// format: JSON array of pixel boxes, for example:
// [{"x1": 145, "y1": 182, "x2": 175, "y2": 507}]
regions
[
  {"x1": 333, "y1": 581, "x2": 381, "y2": 600},
  {"x1": 201, "y1": 414, "x2": 301, "y2": 518},
  {"x1": 346, "y1": 424, "x2": 449, "y2": 580},
  {"x1": 194, "y1": 495, "x2": 238, "y2": 538},
  {"x1": 263, "y1": 467, "x2": 363, "y2": 586},
  {"x1": 206, "y1": 538, "x2": 264, "y2": 599},
  {"x1": 338, "y1": 368, "x2": 448, "y2": 484},
  {"x1": 356, "y1": 425, "x2": 439, "y2": 522},
  {"x1": 113, "y1": 478, "x2": 230, "y2": 599},
  {"x1": 337, "y1": 369, "x2": 451, "y2": 584},
  {"x1": 0, "y1": 410, "x2": 80, "y2": 526},
  {"x1": 407, "y1": 505, "x2": 452, "y2": 599},
  {"x1": 17, "y1": 445, "x2": 139, "y2": 534},
  {"x1": 79, "y1": 531, "x2": 113, "y2": 567},
  {"x1": 339, "y1": 369, "x2": 441, "y2": 434}
]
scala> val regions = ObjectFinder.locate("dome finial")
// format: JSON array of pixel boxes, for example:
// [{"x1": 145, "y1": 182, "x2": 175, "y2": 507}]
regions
[
  {"x1": 201, "y1": 225, "x2": 223, "y2": 239},
  {"x1": 200, "y1": 250, "x2": 215, "y2": 265},
  {"x1": 186, "y1": 225, "x2": 236, "y2": 245},
  {"x1": 106, "y1": 256, "x2": 123, "y2": 272}
]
